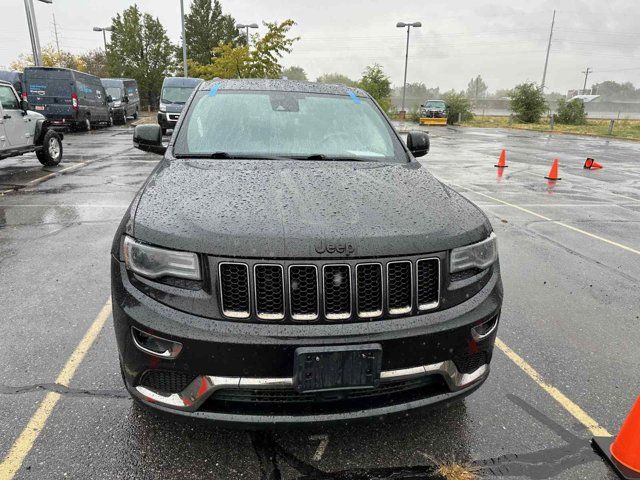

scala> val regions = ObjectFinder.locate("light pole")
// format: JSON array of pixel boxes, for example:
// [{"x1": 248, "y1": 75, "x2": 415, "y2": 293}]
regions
[
  {"x1": 396, "y1": 21, "x2": 421, "y2": 118},
  {"x1": 180, "y1": 0, "x2": 188, "y2": 77},
  {"x1": 92, "y1": 26, "x2": 113, "y2": 51},
  {"x1": 24, "y1": 0, "x2": 52, "y2": 66},
  {"x1": 236, "y1": 23, "x2": 259, "y2": 49},
  {"x1": 582, "y1": 67, "x2": 592, "y2": 94}
]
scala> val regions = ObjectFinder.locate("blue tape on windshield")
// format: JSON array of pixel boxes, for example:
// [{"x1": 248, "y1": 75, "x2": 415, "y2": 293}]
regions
[
  {"x1": 208, "y1": 83, "x2": 221, "y2": 96},
  {"x1": 347, "y1": 90, "x2": 361, "y2": 104}
]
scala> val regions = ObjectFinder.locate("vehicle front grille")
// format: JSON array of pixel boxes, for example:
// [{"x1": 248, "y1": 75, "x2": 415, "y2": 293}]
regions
[{"x1": 217, "y1": 255, "x2": 441, "y2": 323}]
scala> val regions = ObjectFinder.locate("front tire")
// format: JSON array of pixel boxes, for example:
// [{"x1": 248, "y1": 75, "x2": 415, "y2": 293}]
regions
[{"x1": 36, "y1": 130, "x2": 63, "y2": 166}]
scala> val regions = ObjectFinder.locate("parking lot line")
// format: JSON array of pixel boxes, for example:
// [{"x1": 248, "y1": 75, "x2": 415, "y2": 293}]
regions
[
  {"x1": 495, "y1": 338, "x2": 611, "y2": 437},
  {"x1": 450, "y1": 184, "x2": 640, "y2": 256},
  {"x1": 0, "y1": 300, "x2": 112, "y2": 480}
]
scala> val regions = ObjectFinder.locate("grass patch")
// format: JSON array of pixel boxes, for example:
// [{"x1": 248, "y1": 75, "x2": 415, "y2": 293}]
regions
[{"x1": 460, "y1": 116, "x2": 640, "y2": 141}]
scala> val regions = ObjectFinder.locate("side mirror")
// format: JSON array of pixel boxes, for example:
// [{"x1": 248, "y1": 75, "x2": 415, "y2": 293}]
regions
[
  {"x1": 133, "y1": 124, "x2": 166, "y2": 155},
  {"x1": 406, "y1": 130, "x2": 430, "y2": 158},
  {"x1": 20, "y1": 99, "x2": 29, "y2": 112},
  {"x1": 123, "y1": 95, "x2": 129, "y2": 103},
  {"x1": 106, "y1": 95, "x2": 113, "y2": 103}
]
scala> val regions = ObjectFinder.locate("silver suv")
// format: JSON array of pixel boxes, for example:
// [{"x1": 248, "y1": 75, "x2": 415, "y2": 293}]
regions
[{"x1": 0, "y1": 80, "x2": 63, "y2": 166}]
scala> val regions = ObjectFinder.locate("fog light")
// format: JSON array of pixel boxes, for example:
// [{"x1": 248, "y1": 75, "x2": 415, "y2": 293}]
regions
[
  {"x1": 471, "y1": 315, "x2": 499, "y2": 341},
  {"x1": 132, "y1": 327, "x2": 182, "y2": 359}
]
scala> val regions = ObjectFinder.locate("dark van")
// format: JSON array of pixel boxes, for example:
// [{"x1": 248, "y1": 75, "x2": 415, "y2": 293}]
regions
[
  {"x1": 101, "y1": 78, "x2": 140, "y2": 125},
  {"x1": 157, "y1": 76, "x2": 202, "y2": 135},
  {"x1": 0, "y1": 71, "x2": 24, "y2": 97},
  {"x1": 23, "y1": 67, "x2": 112, "y2": 131}
]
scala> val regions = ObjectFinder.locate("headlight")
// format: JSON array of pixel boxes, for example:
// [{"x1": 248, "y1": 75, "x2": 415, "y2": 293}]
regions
[
  {"x1": 159, "y1": 104, "x2": 167, "y2": 113},
  {"x1": 123, "y1": 236, "x2": 200, "y2": 280},
  {"x1": 450, "y1": 233, "x2": 498, "y2": 273}
]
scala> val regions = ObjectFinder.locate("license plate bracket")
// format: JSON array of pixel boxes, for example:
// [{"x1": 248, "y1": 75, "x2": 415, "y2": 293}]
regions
[{"x1": 293, "y1": 344, "x2": 382, "y2": 393}]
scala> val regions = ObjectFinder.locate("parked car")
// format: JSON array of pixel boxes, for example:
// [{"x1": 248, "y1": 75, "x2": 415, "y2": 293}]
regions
[
  {"x1": 0, "y1": 80, "x2": 63, "y2": 166},
  {"x1": 419, "y1": 99, "x2": 448, "y2": 126},
  {"x1": 0, "y1": 70, "x2": 24, "y2": 98},
  {"x1": 157, "y1": 76, "x2": 202, "y2": 135},
  {"x1": 101, "y1": 78, "x2": 140, "y2": 125},
  {"x1": 23, "y1": 67, "x2": 112, "y2": 131},
  {"x1": 114, "y1": 79, "x2": 502, "y2": 426}
]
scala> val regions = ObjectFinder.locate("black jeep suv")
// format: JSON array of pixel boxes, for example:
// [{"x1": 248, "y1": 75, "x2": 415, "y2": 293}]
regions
[{"x1": 111, "y1": 79, "x2": 502, "y2": 426}]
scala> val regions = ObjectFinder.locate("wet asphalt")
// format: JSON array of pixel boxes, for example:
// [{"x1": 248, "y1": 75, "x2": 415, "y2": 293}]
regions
[{"x1": 1, "y1": 123, "x2": 639, "y2": 479}]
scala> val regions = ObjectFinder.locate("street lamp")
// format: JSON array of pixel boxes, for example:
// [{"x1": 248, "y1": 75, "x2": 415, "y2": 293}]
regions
[
  {"x1": 180, "y1": 0, "x2": 188, "y2": 77},
  {"x1": 396, "y1": 21, "x2": 422, "y2": 118},
  {"x1": 92, "y1": 26, "x2": 113, "y2": 51},
  {"x1": 236, "y1": 23, "x2": 259, "y2": 48},
  {"x1": 24, "y1": 0, "x2": 52, "y2": 66}
]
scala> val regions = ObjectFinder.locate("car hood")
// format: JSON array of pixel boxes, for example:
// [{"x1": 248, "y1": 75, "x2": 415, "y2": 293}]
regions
[{"x1": 133, "y1": 159, "x2": 491, "y2": 258}]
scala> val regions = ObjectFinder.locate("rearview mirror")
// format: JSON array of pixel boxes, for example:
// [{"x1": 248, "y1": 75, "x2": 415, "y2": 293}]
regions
[
  {"x1": 134, "y1": 124, "x2": 166, "y2": 155},
  {"x1": 406, "y1": 130, "x2": 430, "y2": 158},
  {"x1": 20, "y1": 99, "x2": 29, "y2": 112}
]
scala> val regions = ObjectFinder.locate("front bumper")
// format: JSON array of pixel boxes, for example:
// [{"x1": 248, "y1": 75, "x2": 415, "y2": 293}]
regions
[
  {"x1": 112, "y1": 256, "x2": 502, "y2": 425},
  {"x1": 157, "y1": 112, "x2": 178, "y2": 129}
]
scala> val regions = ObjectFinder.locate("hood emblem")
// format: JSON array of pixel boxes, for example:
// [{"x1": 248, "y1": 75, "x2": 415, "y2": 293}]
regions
[{"x1": 315, "y1": 240, "x2": 356, "y2": 256}]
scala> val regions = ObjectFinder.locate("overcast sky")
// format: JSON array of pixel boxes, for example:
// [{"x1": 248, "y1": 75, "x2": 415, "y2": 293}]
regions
[{"x1": 2, "y1": 0, "x2": 639, "y2": 93}]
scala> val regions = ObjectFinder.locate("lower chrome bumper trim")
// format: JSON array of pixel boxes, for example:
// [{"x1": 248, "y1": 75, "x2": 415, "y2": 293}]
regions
[{"x1": 134, "y1": 360, "x2": 488, "y2": 413}]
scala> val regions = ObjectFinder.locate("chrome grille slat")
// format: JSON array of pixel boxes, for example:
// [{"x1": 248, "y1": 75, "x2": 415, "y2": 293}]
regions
[
  {"x1": 322, "y1": 265, "x2": 352, "y2": 320},
  {"x1": 254, "y1": 264, "x2": 285, "y2": 320},
  {"x1": 387, "y1": 261, "x2": 413, "y2": 315},
  {"x1": 289, "y1": 265, "x2": 319, "y2": 321},
  {"x1": 218, "y1": 262, "x2": 250, "y2": 319},
  {"x1": 356, "y1": 263, "x2": 383, "y2": 318},
  {"x1": 417, "y1": 258, "x2": 440, "y2": 311}
]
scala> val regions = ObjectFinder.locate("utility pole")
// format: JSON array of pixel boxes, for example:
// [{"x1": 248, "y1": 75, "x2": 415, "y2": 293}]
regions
[
  {"x1": 180, "y1": 0, "x2": 188, "y2": 77},
  {"x1": 582, "y1": 67, "x2": 592, "y2": 93},
  {"x1": 540, "y1": 9, "x2": 556, "y2": 91},
  {"x1": 52, "y1": 12, "x2": 61, "y2": 55}
]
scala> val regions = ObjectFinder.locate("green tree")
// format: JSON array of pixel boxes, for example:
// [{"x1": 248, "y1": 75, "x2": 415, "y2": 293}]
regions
[
  {"x1": 316, "y1": 73, "x2": 357, "y2": 87},
  {"x1": 466, "y1": 75, "x2": 488, "y2": 100},
  {"x1": 442, "y1": 90, "x2": 473, "y2": 124},
  {"x1": 358, "y1": 64, "x2": 391, "y2": 111},
  {"x1": 190, "y1": 19, "x2": 298, "y2": 80},
  {"x1": 282, "y1": 66, "x2": 307, "y2": 81},
  {"x1": 184, "y1": 0, "x2": 240, "y2": 65},
  {"x1": 107, "y1": 5, "x2": 175, "y2": 106},
  {"x1": 509, "y1": 82, "x2": 547, "y2": 123},
  {"x1": 554, "y1": 98, "x2": 587, "y2": 125},
  {"x1": 591, "y1": 80, "x2": 639, "y2": 101}
]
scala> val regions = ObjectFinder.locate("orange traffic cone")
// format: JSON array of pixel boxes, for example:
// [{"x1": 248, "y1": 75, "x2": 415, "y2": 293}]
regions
[
  {"x1": 545, "y1": 159, "x2": 561, "y2": 180},
  {"x1": 495, "y1": 149, "x2": 508, "y2": 168},
  {"x1": 593, "y1": 395, "x2": 640, "y2": 479},
  {"x1": 584, "y1": 158, "x2": 603, "y2": 169}
]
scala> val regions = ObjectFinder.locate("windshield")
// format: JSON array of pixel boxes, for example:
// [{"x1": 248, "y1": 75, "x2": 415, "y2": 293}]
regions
[
  {"x1": 106, "y1": 87, "x2": 122, "y2": 100},
  {"x1": 174, "y1": 90, "x2": 404, "y2": 162},
  {"x1": 161, "y1": 86, "x2": 196, "y2": 104},
  {"x1": 425, "y1": 101, "x2": 446, "y2": 109}
]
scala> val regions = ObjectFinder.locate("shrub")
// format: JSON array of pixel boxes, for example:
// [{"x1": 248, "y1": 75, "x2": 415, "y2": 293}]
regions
[
  {"x1": 554, "y1": 98, "x2": 587, "y2": 125},
  {"x1": 442, "y1": 91, "x2": 473, "y2": 124},
  {"x1": 509, "y1": 82, "x2": 547, "y2": 123}
]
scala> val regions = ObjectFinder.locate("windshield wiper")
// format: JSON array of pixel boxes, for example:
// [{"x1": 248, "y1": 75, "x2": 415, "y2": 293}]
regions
[
  {"x1": 304, "y1": 154, "x2": 367, "y2": 162},
  {"x1": 174, "y1": 152, "x2": 297, "y2": 161}
]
